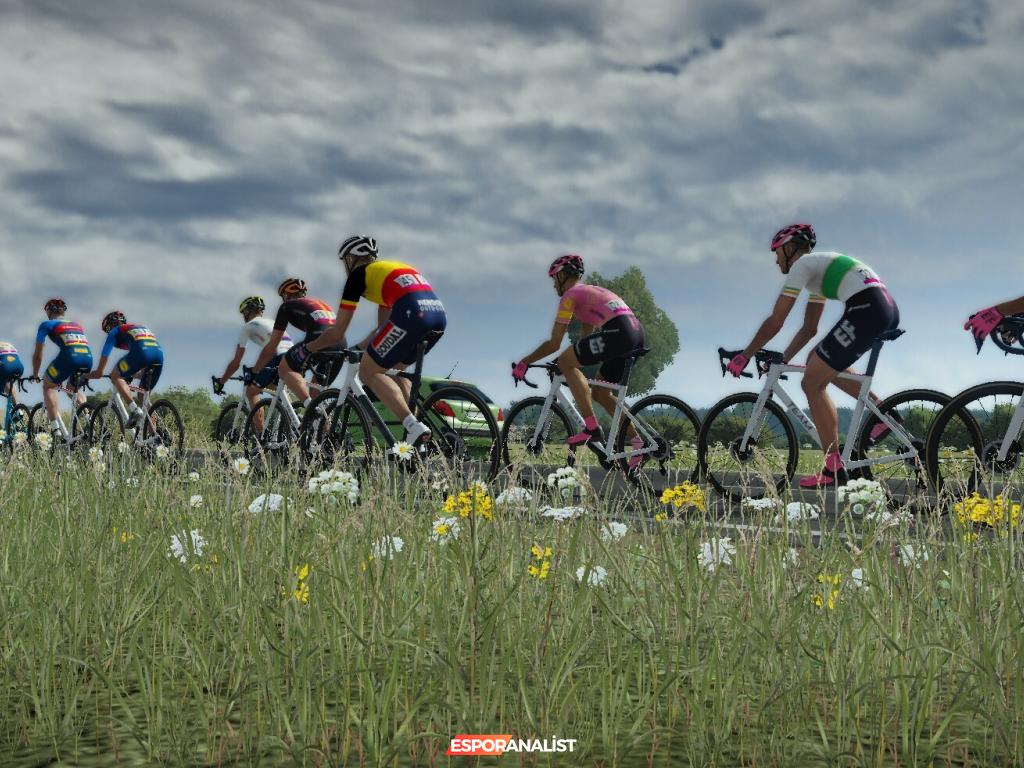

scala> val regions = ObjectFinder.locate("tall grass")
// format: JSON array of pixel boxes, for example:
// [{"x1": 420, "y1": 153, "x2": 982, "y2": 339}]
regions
[{"x1": 1, "y1": 451, "x2": 1023, "y2": 766}]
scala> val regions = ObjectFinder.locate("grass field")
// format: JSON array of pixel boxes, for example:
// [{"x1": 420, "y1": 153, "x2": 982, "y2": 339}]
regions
[{"x1": 2, "y1": 447, "x2": 1024, "y2": 766}]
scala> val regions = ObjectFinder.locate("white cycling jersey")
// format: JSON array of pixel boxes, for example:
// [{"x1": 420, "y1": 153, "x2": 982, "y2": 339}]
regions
[
  {"x1": 237, "y1": 318, "x2": 293, "y2": 356},
  {"x1": 781, "y1": 251, "x2": 885, "y2": 304}
]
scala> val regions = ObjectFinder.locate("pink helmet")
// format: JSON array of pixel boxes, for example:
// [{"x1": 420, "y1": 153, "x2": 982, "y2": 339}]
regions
[
  {"x1": 770, "y1": 223, "x2": 816, "y2": 251},
  {"x1": 548, "y1": 254, "x2": 584, "y2": 277}
]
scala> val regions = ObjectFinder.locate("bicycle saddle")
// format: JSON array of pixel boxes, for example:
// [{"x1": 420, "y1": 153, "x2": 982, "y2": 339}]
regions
[{"x1": 879, "y1": 329, "x2": 905, "y2": 343}]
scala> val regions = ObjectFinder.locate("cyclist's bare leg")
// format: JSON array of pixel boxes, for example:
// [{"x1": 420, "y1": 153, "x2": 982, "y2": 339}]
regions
[
  {"x1": 556, "y1": 347, "x2": 595, "y2": 420},
  {"x1": 110, "y1": 369, "x2": 135, "y2": 410},
  {"x1": 830, "y1": 373, "x2": 882, "y2": 405},
  {"x1": 245, "y1": 383, "x2": 265, "y2": 431},
  {"x1": 361, "y1": 357, "x2": 412, "y2": 420},
  {"x1": 592, "y1": 386, "x2": 638, "y2": 441},
  {"x1": 42, "y1": 380, "x2": 61, "y2": 423},
  {"x1": 802, "y1": 353, "x2": 843, "y2": 455},
  {"x1": 278, "y1": 358, "x2": 311, "y2": 403}
]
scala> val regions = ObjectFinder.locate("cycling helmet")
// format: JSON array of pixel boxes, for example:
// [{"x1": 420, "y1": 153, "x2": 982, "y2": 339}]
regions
[
  {"x1": 44, "y1": 297, "x2": 67, "y2": 314},
  {"x1": 102, "y1": 310, "x2": 126, "y2": 333},
  {"x1": 770, "y1": 223, "x2": 816, "y2": 251},
  {"x1": 548, "y1": 254, "x2": 585, "y2": 277},
  {"x1": 277, "y1": 277, "x2": 307, "y2": 297},
  {"x1": 239, "y1": 296, "x2": 265, "y2": 314},
  {"x1": 338, "y1": 235, "x2": 378, "y2": 262}
]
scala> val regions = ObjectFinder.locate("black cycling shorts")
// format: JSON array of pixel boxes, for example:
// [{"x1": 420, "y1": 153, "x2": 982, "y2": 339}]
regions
[
  {"x1": 574, "y1": 315, "x2": 646, "y2": 384},
  {"x1": 284, "y1": 333, "x2": 346, "y2": 386},
  {"x1": 815, "y1": 287, "x2": 899, "y2": 371}
]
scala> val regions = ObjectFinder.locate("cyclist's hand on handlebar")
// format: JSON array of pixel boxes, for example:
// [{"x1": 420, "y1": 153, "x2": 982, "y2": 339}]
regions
[
  {"x1": 511, "y1": 360, "x2": 529, "y2": 383},
  {"x1": 27, "y1": 375, "x2": 42, "y2": 384},
  {"x1": 726, "y1": 353, "x2": 749, "y2": 378},
  {"x1": 965, "y1": 306, "x2": 1003, "y2": 351}
]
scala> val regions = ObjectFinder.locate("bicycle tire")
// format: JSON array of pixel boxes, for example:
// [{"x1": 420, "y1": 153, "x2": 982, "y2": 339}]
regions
[
  {"x1": 418, "y1": 385, "x2": 501, "y2": 482},
  {"x1": 88, "y1": 402, "x2": 124, "y2": 449},
  {"x1": 243, "y1": 398, "x2": 296, "y2": 473},
  {"x1": 214, "y1": 402, "x2": 245, "y2": 444},
  {"x1": 27, "y1": 403, "x2": 46, "y2": 441},
  {"x1": 697, "y1": 392, "x2": 798, "y2": 503},
  {"x1": 925, "y1": 381, "x2": 1018, "y2": 499},
  {"x1": 854, "y1": 388, "x2": 952, "y2": 504},
  {"x1": 145, "y1": 399, "x2": 185, "y2": 458},
  {"x1": 4, "y1": 404, "x2": 32, "y2": 452},
  {"x1": 71, "y1": 402, "x2": 94, "y2": 448},
  {"x1": 614, "y1": 394, "x2": 700, "y2": 488},
  {"x1": 500, "y1": 396, "x2": 573, "y2": 479}
]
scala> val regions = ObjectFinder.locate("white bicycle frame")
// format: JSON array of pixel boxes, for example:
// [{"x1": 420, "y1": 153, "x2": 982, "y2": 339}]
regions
[
  {"x1": 318, "y1": 353, "x2": 409, "y2": 448},
  {"x1": 252, "y1": 378, "x2": 304, "y2": 449},
  {"x1": 988, "y1": 394, "x2": 1024, "y2": 463},
  {"x1": 740, "y1": 362, "x2": 918, "y2": 470},
  {"x1": 527, "y1": 371, "x2": 659, "y2": 463},
  {"x1": 104, "y1": 379, "x2": 159, "y2": 449}
]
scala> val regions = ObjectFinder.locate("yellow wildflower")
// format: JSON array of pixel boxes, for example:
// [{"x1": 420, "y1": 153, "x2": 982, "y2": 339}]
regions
[
  {"x1": 813, "y1": 572, "x2": 842, "y2": 610},
  {"x1": 528, "y1": 544, "x2": 553, "y2": 580},
  {"x1": 659, "y1": 482, "x2": 705, "y2": 512},
  {"x1": 442, "y1": 485, "x2": 495, "y2": 520},
  {"x1": 953, "y1": 493, "x2": 1021, "y2": 532}
]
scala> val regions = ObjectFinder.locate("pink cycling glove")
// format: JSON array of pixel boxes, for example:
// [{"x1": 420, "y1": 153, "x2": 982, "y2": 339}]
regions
[
  {"x1": 964, "y1": 306, "x2": 1003, "y2": 343},
  {"x1": 511, "y1": 360, "x2": 529, "y2": 382},
  {"x1": 726, "y1": 353, "x2": 749, "y2": 377}
]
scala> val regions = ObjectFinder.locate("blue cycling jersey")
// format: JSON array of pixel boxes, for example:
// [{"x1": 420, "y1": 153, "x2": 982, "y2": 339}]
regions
[
  {"x1": 102, "y1": 324, "x2": 162, "y2": 357},
  {"x1": 36, "y1": 320, "x2": 92, "y2": 353}
]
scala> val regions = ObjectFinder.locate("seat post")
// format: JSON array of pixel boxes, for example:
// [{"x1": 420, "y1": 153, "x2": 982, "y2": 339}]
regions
[{"x1": 863, "y1": 340, "x2": 885, "y2": 378}]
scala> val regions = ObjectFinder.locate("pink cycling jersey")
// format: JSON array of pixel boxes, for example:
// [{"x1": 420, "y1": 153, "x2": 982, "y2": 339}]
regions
[{"x1": 555, "y1": 284, "x2": 633, "y2": 326}]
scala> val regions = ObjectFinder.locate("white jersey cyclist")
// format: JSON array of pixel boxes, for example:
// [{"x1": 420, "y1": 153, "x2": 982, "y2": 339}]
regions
[
  {"x1": 238, "y1": 317, "x2": 293, "y2": 356},
  {"x1": 781, "y1": 252, "x2": 885, "y2": 305}
]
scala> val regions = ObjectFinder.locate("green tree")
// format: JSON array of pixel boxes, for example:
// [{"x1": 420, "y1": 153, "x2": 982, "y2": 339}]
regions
[
  {"x1": 568, "y1": 266, "x2": 680, "y2": 395},
  {"x1": 159, "y1": 386, "x2": 222, "y2": 445}
]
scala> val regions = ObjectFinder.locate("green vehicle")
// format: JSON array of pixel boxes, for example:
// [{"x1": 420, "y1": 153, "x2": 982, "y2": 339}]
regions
[{"x1": 364, "y1": 376, "x2": 503, "y2": 451}]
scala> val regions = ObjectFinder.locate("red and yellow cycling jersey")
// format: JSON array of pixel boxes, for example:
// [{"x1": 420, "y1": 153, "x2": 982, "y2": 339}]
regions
[{"x1": 340, "y1": 260, "x2": 433, "y2": 311}]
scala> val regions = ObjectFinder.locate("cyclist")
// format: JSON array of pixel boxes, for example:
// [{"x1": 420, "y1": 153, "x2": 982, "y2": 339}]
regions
[
  {"x1": 31, "y1": 298, "x2": 93, "y2": 438},
  {"x1": 0, "y1": 341, "x2": 25, "y2": 404},
  {"x1": 725, "y1": 223, "x2": 899, "y2": 487},
  {"x1": 305, "y1": 235, "x2": 444, "y2": 446},
  {"x1": 88, "y1": 311, "x2": 165, "y2": 428},
  {"x1": 250, "y1": 278, "x2": 343, "y2": 408},
  {"x1": 964, "y1": 297, "x2": 1024, "y2": 347},
  {"x1": 512, "y1": 255, "x2": 646, "y2": 461},
  {"x1": 214, "y1": 296, "x2": 294, "y2": 430}
]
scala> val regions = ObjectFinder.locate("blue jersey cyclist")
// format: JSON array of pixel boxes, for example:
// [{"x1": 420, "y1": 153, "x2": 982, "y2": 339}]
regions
[
  {"x1": 31, "y1": 297, "x2": 93, "y2": 438},
  {"x1": 0, "y1": 341, "x2": 25, "y2": 405},
  {"x1": 306, "y1": 235, "x2": 446, "y2": 446},
  {"x1": 88, "y1": 311, "x2": 165, "y2": 428}
]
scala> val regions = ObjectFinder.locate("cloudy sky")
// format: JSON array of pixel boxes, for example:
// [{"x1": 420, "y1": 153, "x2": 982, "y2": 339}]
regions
[{"x1": 3, "y1": 0, "x2": 1023, "y2": 409}]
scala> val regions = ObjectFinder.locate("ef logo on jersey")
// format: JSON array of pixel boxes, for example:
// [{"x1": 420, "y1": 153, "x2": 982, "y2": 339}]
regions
[
  {"x1": 588, "y1": 337, "x2": 606, "y2": 355},
  {"x1": 832, "y1": 320, "x2": 856, "y2": 348}
]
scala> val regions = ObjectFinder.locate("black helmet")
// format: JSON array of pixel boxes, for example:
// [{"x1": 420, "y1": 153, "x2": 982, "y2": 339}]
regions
[{"x1": 102, "y1": 310, "x2": 127, "y2": 333}]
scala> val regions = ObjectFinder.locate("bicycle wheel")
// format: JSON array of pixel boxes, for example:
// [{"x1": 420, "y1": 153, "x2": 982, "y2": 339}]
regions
[
  {"x1": 417, "y1": 385, "x2": 501, "y2": 482},
  {"x1": 89, "y1": 402, "x2": 124, "y2": 449},
  {"x1": 243, "y1": 398, "x2": 295, "y2": 472},
  {"x1": 925, "y1": 381, "x2": 1021, "y2": 501},
  {"x1": 500, "y1": 396, "x2": 573, "y2": 480},
  {"x1": 698, "y1": 392, "x2": 798, "y2": 503},
  {"x1": 27, "y1": 403, "x2": 46, "y2": 441},
  {"x1": 614, "y1": 394, "x2": 700, "y2": 487},
  {"x1": 70, "y1": 402, "x2": 94, "y2": 449},
  {"x1": 854, "y1": 388, "x2": 955, "y2": 506},
  {"x1": 303, "y1": 390, "x2": 373, "y2": 471},
  {"x1": 214, "y1": 402, "x2": 245, "y2": 444},
  {"x1": 144, "y1": 400, "x2": 185, "y2": 459}
]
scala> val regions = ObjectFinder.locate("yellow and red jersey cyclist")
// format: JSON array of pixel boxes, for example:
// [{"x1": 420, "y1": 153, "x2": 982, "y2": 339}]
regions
[{"x1": 306, "y1": 235, "x2": 446, "y2": 446}]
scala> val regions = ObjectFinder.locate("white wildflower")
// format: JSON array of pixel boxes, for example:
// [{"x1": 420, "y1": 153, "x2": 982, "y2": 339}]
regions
[
  {"x1": 117, "y1": 440, "x2": 129, "y2": 454},
  {"x1": 232, "y1": 457, "x2": 250, "y2": 476},
  {"x1": 575, "y1": 564, "x2": 608, "y2": 587},
  {"x1": 776, "y1": 502, "x2": 820, "y2": 523},
  {"x1": 496, "y1": 486, "x2": 533, "y2": 507},
  {"x1": 371, "y1": 536, "x2": 404, "y2": 560},
  {"x1": 541, "y1": 505, "x2": 586, "y2": 522},
  {"x1": 741, "y1": 497, "x2": 782, "y2": 512},
  {"x1": 390, "y1": 441, "x2": 414, "y2": 462},
  {"x1": 155, "y1": 445, "x2": 170, "y2": 460},
  {"x1": 12, "y1": 432, "x2": 28, "y2": 447},
  {"x1": 34, "y1": 432, "x2": 53, "y2": 450},
  {"x1": 783, "y1": 547, "x2": 800, "y2": 567},
  {"x1": 546, "y1": 466, "x2": 583, "y2": 499},
  {"x1": 839, "y1": 478, "x2": 886, "y2": 511},
  {"x1": 168, "y1": 529, "x2": 206, "y2": 564},
  {"x1": 898, "y1": 544, "x2": 928, "y2": 566},
  {"x1": 0, "y1": 429, "x2": 6, "y2": 441},
  {"x1": 600, "y1": 521, "x2": 629, "y2": 542},
  {"x1": 308, "y1": 469, "x2": 359, "y2": 505},
  {"x1": 698, "y1": 537, "x2": 735, "y2": 572},
  {"x1": 430, "y1": 516, "x2": 461, "y2": 544},
  {"x1": 88, "y1": 446, "x2": 103, "y2": 463},
  {"x1": 189, "y1": 494, "x2": 204, "y2": 509},
  {"x1": 248, "y1": 493, "x2": 287, "y2": 514},
  {"x1": 125, "y1": 477, "x2": 139, "y2": 488},
  {"x1": 188, "y1": 471, "x2": 200, "y2": 482},
  {"x1": 850, "y1": 567, "x2": 868, "y2": 590}
]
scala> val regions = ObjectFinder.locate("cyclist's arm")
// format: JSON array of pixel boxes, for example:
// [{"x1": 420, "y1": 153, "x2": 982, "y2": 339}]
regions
[
  {"x1": 740, "y1": 295, "x2": 796, "y2": 359},
  {"x1": 995, "y1": 296, "x2": 1024, "y2": 315},
  {"x1": 782, "y1": 301, "x2": 825, "y2": 363},
  {"x1": 89, "y1": 329, "x2": 118, "y2": 379},
  {"x1": 218, "y1": 346, "x2": 246, "y2": 386},
  {"x1": 31, "y1": 342, "x2": 43, "y2": 378},
  {"x1": 252, "y1": 329, "x2": 285, "y2": 372},
  {"x1": 520, "y1": 321, "x2": 569, "y2": 365},
  {"x1": 89, "y1": 355, "x2": 110, "y2": 379}
]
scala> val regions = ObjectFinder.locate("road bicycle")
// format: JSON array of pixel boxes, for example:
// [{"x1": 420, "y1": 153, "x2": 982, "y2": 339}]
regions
[
  {"x1": 501, "y1": 348, "x2": 700, "y2": 493},
  {"x1": 698, "y1": 330, "x2": 956, "y2": 505},
  {"x1": 301, "y1": 332, "x2": 501, "y2": 481},
  {"x1": 26, "y1": 370, "x2": 95, "y2": 452},
  {"x1": 925, "y1": 314, "x2": 1024, "y2": 498},
  {"x1": 88, "y1": 370, "x2": 184, "y2": 459},
  {"x1": 1, "y1": 378, "x2": 32, "y2": 451},
  {"x1": 241, "y1": 370, "x2": 316, "y2": 473},
  {"x1": 211, "y1": 367, "x2": 304, "y2": 445}
]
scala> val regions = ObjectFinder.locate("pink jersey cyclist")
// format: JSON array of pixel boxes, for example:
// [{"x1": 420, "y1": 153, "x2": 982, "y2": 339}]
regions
[{"x1": 555, "y1": 284, "x2": 634, "y2": 327}]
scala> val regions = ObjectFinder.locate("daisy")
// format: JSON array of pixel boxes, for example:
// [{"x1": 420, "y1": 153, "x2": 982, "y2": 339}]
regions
[
  {"x1": 232, "y1": 457, "x2": 251, "y2": 476},
  {"x1": 390, "y1": 441, "x2": 414, "y2": 462},
  {"x1": 371, "y1": 536, "x2": 404, "y2": 560},
  {"x1": 168, "y1": 529, "x2": 206, "y2": 563}
]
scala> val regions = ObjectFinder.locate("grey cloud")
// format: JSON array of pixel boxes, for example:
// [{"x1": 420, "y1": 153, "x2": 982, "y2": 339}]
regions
[
  {"x1": 643, "y1": 37, "x2": 725, "y2": 76},
  {"x1": 107, "y1": 101, "x2": 230, "y2": 153}
]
